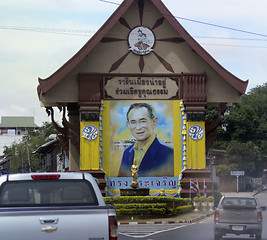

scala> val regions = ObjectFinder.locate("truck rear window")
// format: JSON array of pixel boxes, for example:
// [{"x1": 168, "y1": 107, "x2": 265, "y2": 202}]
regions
[
  {"x1": 0, "y1": 180, "x2": 98, "y2": 207},
  {"x1": 222, "y1": 197, "x2": 257, "y2": 208}
]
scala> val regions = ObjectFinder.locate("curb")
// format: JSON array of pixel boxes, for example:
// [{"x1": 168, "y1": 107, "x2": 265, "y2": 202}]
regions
[
  {"x1": 118, "y1": 191, "x2": 263, "y2": 226},
  {"x1": 118, "y1": 211, "x2": 214, "y2": 226}
]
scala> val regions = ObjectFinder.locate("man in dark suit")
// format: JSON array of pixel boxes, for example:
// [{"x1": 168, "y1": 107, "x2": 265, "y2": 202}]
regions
[{"x1": 118, "y1": 103, "x2": 174, "y2": 177}]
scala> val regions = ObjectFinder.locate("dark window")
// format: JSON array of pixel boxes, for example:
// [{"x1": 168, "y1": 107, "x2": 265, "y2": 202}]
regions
[
  {"x1": 0, "y1": 180, "x2": 98, "y2": 207},
  {"x1": 222, "y1": 197, "x2": 256, "y2": 207}
]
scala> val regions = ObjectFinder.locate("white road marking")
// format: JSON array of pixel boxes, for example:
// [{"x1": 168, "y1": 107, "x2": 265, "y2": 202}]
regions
[{"x1": 119, "y1": 223, "x2": 196, "y2": 238}]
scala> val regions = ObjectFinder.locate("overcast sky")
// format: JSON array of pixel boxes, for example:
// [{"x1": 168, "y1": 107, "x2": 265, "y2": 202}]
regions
[{"x1": 1, "y1": 0, "x2": 267, "y2": 126}]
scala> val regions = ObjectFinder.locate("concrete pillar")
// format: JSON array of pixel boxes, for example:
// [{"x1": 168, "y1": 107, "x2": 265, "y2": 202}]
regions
[{"x1": 67, "y1": 103, "x2": 80, "y2": 171}]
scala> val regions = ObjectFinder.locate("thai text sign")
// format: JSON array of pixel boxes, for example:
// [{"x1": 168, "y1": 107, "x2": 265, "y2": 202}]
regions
[
  {"x1": 107, "y1": 177, "x2": 179, "y2": 190},
  {"x1": 104, "y1": 76, "x2": 179, "y2": 99}
]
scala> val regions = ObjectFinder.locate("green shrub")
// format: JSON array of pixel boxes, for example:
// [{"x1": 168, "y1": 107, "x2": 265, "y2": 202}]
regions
[
  {"x1": 193, "y1": 197, "x2": 200, "y2": 202},
  {"x1": 116, "y1": 207, "x2": 166, "y2": 216},
  {"x1": 167, "y1": 208, "x2": 176, "y2": 215},
  {"x1": 104, "y1": 196, "x2": 190, "y2": 204},
  {"x1": 167, "y1": 205, "x2": 193, "y2": 215},
  {"x1": 104, "y1": 196, "x2": 193, "y2": 217},
  {"x1": 199, "y1": 196, "x2": 207, "y2": 202},
  {"x1": 207, "y1": 196, "x2": 214, "y2": 202},
  {"x1": 114, "y1": 203, "x2": 166, "y2": 209},
  {"x1": 176, "y1": 205, "x2": 193, "y2": 214}
]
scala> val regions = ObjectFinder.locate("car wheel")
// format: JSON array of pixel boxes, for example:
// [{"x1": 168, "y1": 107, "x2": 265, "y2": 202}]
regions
[
  {"x1": 255, "y1": 234, "x2": 262, "y2": 240},
  {"x1": 214, "y1": 233, "x2": 221, "y2": 240}
]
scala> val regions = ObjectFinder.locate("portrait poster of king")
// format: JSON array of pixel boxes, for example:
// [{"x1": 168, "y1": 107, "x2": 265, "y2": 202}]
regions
[{"x1": 109, "y1": 100, "x2": 174, "y2": 177}]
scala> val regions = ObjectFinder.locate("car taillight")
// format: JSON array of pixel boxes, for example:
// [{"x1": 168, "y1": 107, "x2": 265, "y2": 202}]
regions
[
  {"x1": 109, "y1": 216, "x2": 118, "y2": 240},
  {"x1": 31, "y1": 174, "x2": 60, "y2": 180},
  {"x1": 215, "y1": 210, "x2": 219, "y2": 222},
  {"x1": 257, "y1": 210, "x2": 262, "y2": 223}
]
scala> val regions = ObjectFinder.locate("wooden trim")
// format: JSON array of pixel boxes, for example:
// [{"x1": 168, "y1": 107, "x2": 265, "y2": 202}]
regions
[
  {"x1": 139, "y1": 56, "x2": 145, "y2": 72},
  {"x1": 152, "y1": 17, "x2": 165, "y2": 30},
  {"x1": 100, "y1": 37, "x2": 126, "y2": 43},
  {"x1": 119, "y1": 17, "x2": 131, "y2": 30},
  {"x1": 77, "y1": 73, "x2": 209, "y2": 105},
  {"x1": 138, "y1": 0, "x2": 144, "y2": 25},
  {"x1": 109, "y1": 52, "x2": 131, "y2": 72},
  {"x1": 78, "y1": 74, "x2": 102, "y2": 104},
  {"x1": 157, "y1": 37, "x2": 185, "y2": 43},
  {"x1": 152, "y1": 51, "x2": 174, "y2": 73},
  {"x1": 182, "y1": 74, "x2": 206, "y2": 103}
]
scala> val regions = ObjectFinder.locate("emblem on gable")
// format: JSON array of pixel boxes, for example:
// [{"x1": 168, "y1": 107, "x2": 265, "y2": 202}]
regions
[{"x1": 128, "y1": 26, "x2": 155, "y2": 55}]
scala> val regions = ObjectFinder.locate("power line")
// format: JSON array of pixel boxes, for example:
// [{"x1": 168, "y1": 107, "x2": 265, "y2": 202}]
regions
[
  {"x1": 0, "y1": 25, "x2": 95, "y2": 37},
  {"x1": 200, "y1": 43, "x2": 267, "y2": 49},
  {"x1": 176, "y1": 16, "x2": 267, "y2": 38},
  {"x1": 1, "y1": 0, "x2": 267, "y2": 49},
  {"x1": 1, "y1": 25, "x2": 267, "y2": 49},
  {"x1": 195, "y1": 36, "x2": 267, "y2": 42},
  {"x1": 98, "y1": 0, "x2": 267, "y2": 39},
  {"x1": 99, "y1": 0, "x2": 120, "y2": 5},
  {"x1": 1, "y1": 24, "x2": 267, "y2": 44}
]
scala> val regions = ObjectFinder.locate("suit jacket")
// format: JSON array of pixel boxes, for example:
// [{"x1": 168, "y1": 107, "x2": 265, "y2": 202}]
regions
[{"x1": 118, "y1": 137, "x2": 174, "y2": 177}]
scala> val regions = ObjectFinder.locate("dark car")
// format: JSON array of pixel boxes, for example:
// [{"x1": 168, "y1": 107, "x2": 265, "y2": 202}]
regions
[{"x1": 214, "y1": 195, "x2": 265, "y2": 240}]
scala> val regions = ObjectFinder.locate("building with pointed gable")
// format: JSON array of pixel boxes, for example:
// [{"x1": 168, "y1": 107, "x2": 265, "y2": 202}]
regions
[{"x1": 37, "y1": 0, "x2": 248, "y2": 197}]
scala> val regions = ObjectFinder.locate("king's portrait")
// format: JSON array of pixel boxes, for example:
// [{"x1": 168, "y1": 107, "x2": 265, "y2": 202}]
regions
[{"x1": 118, "y1": 102, "x2": 174, "y2": 177}]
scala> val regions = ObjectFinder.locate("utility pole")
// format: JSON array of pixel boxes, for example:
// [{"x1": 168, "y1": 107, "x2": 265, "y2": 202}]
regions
[
  {"x1": 20, "y1": 145, "x2": 24, "y2": 173},
  {"x1": 26, "y1": 137, "x2": 31, "y2": 172}
]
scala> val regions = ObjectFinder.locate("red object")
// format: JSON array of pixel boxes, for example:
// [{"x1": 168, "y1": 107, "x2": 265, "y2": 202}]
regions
[
  {"x1": 257, "y1": 210, "x2": 263, "y2": 223},
  {"x1": 31, "y1": 174, "x2": 60, "y2": 180},
  {"x1": 214, "y1": 210, "x2": 219, "y2": 222},
  {"x1": 108, "y1": 216, "x2": 118, "y2": 240}
]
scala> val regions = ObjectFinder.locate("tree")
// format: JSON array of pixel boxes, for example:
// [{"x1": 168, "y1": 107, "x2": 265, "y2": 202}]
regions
[
  {"x1": 214, "y1": 83, "x2": 267, "y2": 177},
  {"x1": 3, "y1": 122, "x2": 59, "y2": 173}
]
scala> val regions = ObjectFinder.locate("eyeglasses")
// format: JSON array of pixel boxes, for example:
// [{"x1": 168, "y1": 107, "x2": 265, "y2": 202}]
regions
[{"x1": 128, "y1": 119, "x2": 149, "y2": 128}]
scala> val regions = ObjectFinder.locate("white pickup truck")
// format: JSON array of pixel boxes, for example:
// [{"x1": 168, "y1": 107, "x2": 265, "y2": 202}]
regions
[{"x1": 0, "y1": 172, "x2": 118, "y2": 240}]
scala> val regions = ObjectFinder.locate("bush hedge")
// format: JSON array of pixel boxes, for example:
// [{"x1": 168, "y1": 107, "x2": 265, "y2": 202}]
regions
[
  {"x1": 104, "y1": 196, "x2": 191, "y2": 205},
  {"x1": 114, "y1": 203, "x2": 167, "y2": 209},
  {"x1": 104, "y1": 196, "x2": 192, "y2": 217},
  {"x1": 167, "y1": 205, "x2": 193, "y2": 215},
  {"x1": 116, "y1": 208, "x2": 166, "y2": 216}
]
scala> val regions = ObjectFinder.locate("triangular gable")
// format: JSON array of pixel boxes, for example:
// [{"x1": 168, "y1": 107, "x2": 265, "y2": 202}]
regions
[{"x1": 37, "y1": 0, "x2": 248, "y2": 98}]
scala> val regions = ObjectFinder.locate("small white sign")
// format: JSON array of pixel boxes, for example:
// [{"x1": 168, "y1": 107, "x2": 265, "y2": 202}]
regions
[{"x1": 231, "y1": 171, "x2": 245, "y2": 176}]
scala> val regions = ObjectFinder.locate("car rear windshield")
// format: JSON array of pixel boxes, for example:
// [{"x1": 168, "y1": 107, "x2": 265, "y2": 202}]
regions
[
  {"x1": 222, "y1": 197, "x2": 257, "y2": 208},
  {"x1": 0, "y1": 179, "x2": 98, "y2": 207}
]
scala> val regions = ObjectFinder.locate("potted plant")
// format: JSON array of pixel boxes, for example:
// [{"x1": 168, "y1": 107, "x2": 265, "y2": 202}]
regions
[
  {"x1": 200, "y1": 196, "x2": 207, "y2": 210},
  {"x1": 207, "y1": 196, "x2": 214, "y2": 210},
  {"x1": 207, "y1": 196, "x2": 214, "y2": 202},
  {"x1": 193, "y1": 196, "x2": 200, "y2": 211}
]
